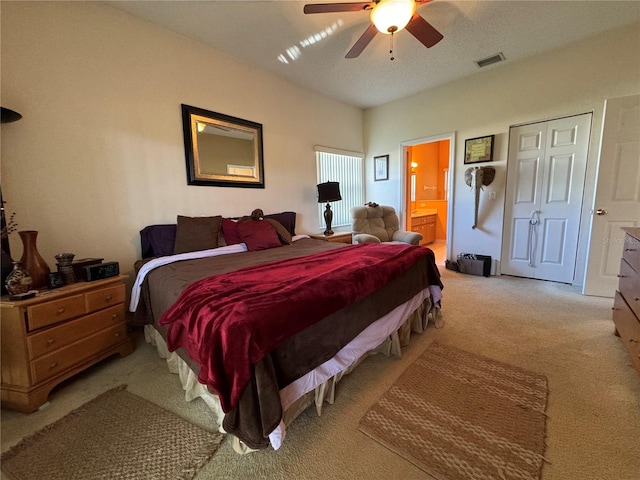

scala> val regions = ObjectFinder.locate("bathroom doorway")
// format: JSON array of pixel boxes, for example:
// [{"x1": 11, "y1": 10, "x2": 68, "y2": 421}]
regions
[{"x1": 402, "y1": 133, "x2": 455, "y2": 265}]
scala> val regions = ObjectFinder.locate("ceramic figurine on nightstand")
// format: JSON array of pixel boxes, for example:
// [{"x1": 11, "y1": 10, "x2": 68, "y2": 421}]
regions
[
  {"x1": 5, "y1": 261, "x2": 32, "y2": 295},
  {"x1": 55, "y1": 252, "x2": 76, "y2": 284}
]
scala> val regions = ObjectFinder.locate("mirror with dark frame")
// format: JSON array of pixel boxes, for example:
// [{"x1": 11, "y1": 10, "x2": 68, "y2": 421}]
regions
[{"x1": 181, "y1": 104, "x2": 264, "y2": 188}]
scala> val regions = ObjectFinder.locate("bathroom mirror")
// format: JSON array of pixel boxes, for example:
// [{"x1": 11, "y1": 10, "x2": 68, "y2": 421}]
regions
[{"x1": 181, "y1": 104, "x2": 264, "y2": 188}]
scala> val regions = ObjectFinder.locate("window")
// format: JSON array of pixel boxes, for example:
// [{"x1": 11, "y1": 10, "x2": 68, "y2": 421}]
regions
[{"x1": 315, "y1": 147, "x2": 364, "y2": 230}]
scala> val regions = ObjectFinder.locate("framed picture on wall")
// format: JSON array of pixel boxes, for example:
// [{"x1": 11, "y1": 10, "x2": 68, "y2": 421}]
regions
[
  {"x1": 464, "y1": 135, "x2": 495, "y2": 164},
  {"x1": 374, "y1": 155, "x2": 389, "y2": 181}
]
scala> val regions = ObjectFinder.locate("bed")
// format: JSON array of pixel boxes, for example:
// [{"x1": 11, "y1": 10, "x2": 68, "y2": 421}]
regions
[{"x1": 129, "y1": 211, "x2": 443, "y2": 452}]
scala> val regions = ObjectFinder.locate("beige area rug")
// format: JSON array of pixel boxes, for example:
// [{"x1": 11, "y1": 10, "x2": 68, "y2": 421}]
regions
[
  {"x1": 359, "y1": 342, "x2": 549, "y2": 480},
  {"x1": 1, "y1": 385, "x2": 225, "y2": 480}
]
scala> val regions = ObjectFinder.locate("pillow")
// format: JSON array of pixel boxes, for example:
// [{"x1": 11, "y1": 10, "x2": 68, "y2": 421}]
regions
[
  {"x1": 264, "y1": 212, "x2": 296, "y2": 236},
  {"x1": 222, "y1": 218, "x2": 242, "y2": 245},
  {"x1": 173, "y1": 215, "x2": 222, "y2": 254},
  {"x1": 264, "y1": 218, "x2": 292, "y2": 245},
  {"x1": 236, "y1": 220, "x2": 281, "y2": 251},
  {"x1": 140, "y1": 224, "x2": 177, "y2": 258}
]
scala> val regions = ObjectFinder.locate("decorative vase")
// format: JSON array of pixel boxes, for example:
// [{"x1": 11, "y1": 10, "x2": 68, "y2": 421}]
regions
[
  {"x1": 5, "y1": 261, "x2": 32, "y2": 295},
  {"x1": 56, "y1": 252, "x2": 76, "y2": 285},
  {"x1": 18, "y1": 230, "x2": 50, "y2": 290}
]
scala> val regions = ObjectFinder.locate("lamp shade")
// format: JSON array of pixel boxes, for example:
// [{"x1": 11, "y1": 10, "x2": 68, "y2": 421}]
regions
[
  {"x1": 370, "y1": 0, "x2": 416, "y2": 34},
  {"x1": 317, "y1": 181, "x2": 342, "y2": 203},
  {"x1": 1, "y1": 107, "x2": 22, "y2": 124}
]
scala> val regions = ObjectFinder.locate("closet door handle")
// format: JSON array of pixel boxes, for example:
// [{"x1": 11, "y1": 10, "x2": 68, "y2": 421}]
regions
[{"x1": 595, "y1": 208, "x2": 607, "y2": 216}]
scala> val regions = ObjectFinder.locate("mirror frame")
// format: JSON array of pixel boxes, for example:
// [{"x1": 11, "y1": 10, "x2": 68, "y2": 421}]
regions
[{"x1": 181, "y1": 104, "x2": 265, "y2": 188}]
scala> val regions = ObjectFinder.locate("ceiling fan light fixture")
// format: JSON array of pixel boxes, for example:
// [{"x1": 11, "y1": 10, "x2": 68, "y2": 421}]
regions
[{"x1": 370, "y1": 0, "x2": 416, "y2": 34}]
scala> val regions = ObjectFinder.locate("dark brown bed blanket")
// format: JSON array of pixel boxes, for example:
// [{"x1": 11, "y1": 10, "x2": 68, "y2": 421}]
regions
[{"x1": 133, "y1": 238, "x2": 442, "y2": 449}]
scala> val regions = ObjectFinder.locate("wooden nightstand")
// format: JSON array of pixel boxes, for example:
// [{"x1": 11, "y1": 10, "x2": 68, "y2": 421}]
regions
[
  {"x1": 1, "y1": 275, "x2": 134, "y2": 412},
  {"x1": 309, "y1": 232, "x2": 353, "y2": 244}
]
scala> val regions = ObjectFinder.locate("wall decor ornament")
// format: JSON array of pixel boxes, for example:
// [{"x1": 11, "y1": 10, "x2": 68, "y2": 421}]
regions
[
  {"x1": 374, "y1": 155, "x2": 389, "y2": 181},
  {"x1": 465, "y1": 166, "x2": 496, "y2": 229},
  {"x1": 181, "y1": 104, "x2": 265, "y2": 188},
  {"x1": 19, "y1": 230, "x2": 50, "y2": 290},
  {"x1": 464, "y1": 135, "x2": 495, "y2": 164}
]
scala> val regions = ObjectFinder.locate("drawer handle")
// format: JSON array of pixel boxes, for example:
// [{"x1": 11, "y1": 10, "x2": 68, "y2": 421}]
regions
[
  {"x1": 56, "y1": 308, "x2": 65, "y2": 314},
  {"x1": 112, "y1": 314, "x2": 119, "y2": 319},
  {"x1": 630, "y1": 339, "x2": 639, "y2": 344},
  {"x1": 105, "y1": 295, "x2": 113, "y2": 301},
  {"x1": 115, "y1": 332, "x2": 120, "y2": 337},
  {"x1": 49, "y1": 362, "x2": 57, "y2": 369},
  {"x1": 46, "y1": 338, "x2": 55, "y2": 345}
]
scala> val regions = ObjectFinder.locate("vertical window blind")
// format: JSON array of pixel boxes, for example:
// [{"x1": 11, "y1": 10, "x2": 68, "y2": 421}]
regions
[{"x1": 315, "y1": 147, "x2": 364, "y2": 230}]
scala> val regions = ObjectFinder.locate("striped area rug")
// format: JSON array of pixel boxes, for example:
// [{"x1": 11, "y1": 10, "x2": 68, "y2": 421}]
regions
[
  {"x1": 359, "y1": 342, "x2": 549, "y2": 480},
  {"x1": 1, "y1": 386, "x2": 225, "y2": 480}
]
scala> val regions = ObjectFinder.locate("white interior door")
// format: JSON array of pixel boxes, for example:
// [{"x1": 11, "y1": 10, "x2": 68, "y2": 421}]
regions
[
  {"x1": 583, "y1": 94, "x2": 640, "y2": 297},
  {"x1": 502, "y1": 114, "x2": 592, "y2": 283}
]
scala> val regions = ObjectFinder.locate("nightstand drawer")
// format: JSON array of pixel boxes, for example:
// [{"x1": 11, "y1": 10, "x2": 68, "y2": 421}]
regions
[
  {"x1": 85, "y1": 284, "x2": 125, "y2": 313},
  {"x1": 27, "y1": 294, "x2": 85, "y2": 331},
  {"x1": 31, "y1": 323, "x2": 128, "y2": 384},
  {"x1": 27, "y1": 305, "x2": 124, "y2": 359},
  {"x1": 612, "y1": 291, "x2": 640, "y2": 371},
  {"x1": 622, "y1": 233, "x2": 640, "y2": 273},
  {"x1": 619, "y1": 259, "x2": 640, "y2": 320}
]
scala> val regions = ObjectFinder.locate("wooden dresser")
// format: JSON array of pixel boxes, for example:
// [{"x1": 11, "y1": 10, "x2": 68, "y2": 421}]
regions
[
  {"x1": 411, "y1": 214, "x2": 436, "y2": 245},
  {"x1": 1, "y1": 275, "x2": 134, "y2": 412},
  {"x1": 612, "y1": 227, "x2": 640, "y2": 373}
]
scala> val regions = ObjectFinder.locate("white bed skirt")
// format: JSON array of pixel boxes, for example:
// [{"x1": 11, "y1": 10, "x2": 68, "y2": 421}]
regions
[{"x1": 144, "y1": 286, "x2": 443, "y2": 453}]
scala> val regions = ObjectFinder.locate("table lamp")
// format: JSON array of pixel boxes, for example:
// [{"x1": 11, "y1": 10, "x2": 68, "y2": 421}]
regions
[{"x1": 317, "y1": 181, "x2": 342, "y2": 235}]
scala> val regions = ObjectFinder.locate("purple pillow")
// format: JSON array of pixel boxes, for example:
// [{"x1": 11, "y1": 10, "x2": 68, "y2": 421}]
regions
[
  {"x1": 264, "y1": 212, "x2": 296, "y2": 236},
  {"x1": 236, "y1": 221, "x2": 281, "y2": 251},
  {"x1": 140, "y1": 225, "x2": 177, "y2": 258}
]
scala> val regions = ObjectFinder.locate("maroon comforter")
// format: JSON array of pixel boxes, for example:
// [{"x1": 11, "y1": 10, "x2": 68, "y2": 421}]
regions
[{"x1": 158, "y1": 242, "x2": 432, "y2": 413}]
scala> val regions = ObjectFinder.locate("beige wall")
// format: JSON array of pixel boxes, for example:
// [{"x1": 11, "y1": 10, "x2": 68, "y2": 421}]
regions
[
  {"x1": 364, "y1": 22, "x2": 640, "y2": 285},
  {"x1": 0, "y1": 2, "x2": 363, "y2": 287}
]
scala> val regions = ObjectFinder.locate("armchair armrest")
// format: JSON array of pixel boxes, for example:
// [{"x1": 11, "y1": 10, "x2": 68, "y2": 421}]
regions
[
  {"x1": 353, "y1": 233, "x2": 381, "y2": 244},
  {"x1": 392, "y1": 230, "x2": 423, "y2": 246}
]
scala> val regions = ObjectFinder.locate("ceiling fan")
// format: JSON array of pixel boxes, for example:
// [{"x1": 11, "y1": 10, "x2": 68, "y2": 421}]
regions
[{"x1": 303, "y1": 0, "x2": 443, "y2": 59}]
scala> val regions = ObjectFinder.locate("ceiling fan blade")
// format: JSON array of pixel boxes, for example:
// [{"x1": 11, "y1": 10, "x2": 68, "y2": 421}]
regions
[
  {"x1": 345, "y1": 23, "x2": 378, "y2": 59},
  {"x1": 304, "y1": 2, "x2": 374, "y2": 14},
  {"x1": 405, "y1": 13, "x2": 443, "y2": 48}
]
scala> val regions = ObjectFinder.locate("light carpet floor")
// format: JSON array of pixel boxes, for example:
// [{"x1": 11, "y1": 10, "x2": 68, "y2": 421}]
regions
[{"x1": 2, "y1": 267, "x2": 639, "y2": 479}]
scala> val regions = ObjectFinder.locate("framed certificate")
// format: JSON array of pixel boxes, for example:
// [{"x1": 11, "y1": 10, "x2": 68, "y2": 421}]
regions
[{"x1": 464, "y1": 135, "x2": 495, "y2": 164}]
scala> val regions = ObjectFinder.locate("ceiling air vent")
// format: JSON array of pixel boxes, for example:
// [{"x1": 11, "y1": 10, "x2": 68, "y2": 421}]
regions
[{"x1": 475, "y1": 52, "x2": 505, "y2": 68}]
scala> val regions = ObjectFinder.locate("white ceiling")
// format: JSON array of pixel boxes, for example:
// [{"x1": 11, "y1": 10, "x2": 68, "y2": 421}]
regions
[{"x1": 104, "y1": 1, "x2": 640, "y2": 109}]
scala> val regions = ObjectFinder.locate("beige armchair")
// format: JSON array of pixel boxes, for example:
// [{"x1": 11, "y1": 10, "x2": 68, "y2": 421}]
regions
[{"x1": 351, "y1": 205, "x2": 422, "y2": 246}]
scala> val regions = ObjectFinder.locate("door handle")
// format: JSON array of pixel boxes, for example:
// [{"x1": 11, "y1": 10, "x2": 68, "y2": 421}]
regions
[{"x1": 595, "y1": 208, "x2": 607, "y2": 216}]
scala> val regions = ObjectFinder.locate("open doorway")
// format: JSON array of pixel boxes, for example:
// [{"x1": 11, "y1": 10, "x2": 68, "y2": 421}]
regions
[{"x1": 402, "y1": 133, "x2": 455, "y2": 266}]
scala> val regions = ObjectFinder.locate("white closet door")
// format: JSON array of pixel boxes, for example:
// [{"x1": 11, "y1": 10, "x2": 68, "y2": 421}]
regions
[{"x1": 502, "y1": 114, "x2": 592, "y2": 283}]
